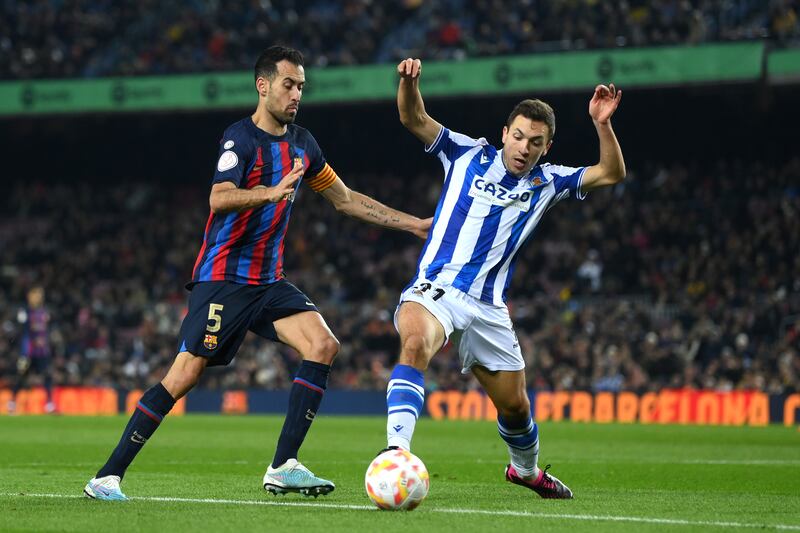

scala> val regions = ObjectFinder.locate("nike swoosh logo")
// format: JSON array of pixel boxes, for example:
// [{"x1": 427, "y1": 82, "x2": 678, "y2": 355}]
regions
[{"x1": 304, "y1": 302, "x2": 315, "y2": 306}]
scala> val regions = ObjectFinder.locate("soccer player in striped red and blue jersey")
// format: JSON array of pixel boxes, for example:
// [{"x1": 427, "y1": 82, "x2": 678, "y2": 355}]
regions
[
  {"x1": 84, "y1": 46, "x2": 431, "y2": 502},
  {"x1": 9, "y1": 286, "x2": 55, "y2": 414},
  {"x1": 382, "y1": 58, "x2": 626, "y2": 500}
]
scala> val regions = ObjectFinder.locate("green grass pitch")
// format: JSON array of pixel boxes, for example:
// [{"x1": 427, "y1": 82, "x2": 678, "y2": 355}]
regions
[{"x1": 1, "y1": 415, "x2": 799, "y2": 532}]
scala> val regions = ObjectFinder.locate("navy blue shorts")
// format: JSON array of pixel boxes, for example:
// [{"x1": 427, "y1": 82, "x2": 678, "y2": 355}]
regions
[
  {"x1": 177, "y1": 280, "x2": 319, "y2": 367},
  {"x1": 19, "y1": 356, "x2": 50, "y2": 374}
]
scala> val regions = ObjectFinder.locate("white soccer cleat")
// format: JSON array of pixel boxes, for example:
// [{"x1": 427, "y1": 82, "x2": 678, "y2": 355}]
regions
[
  {"x1": 263, "y1": 459, "x2": 335, "y2": 497},
  {"x1": 84, "y1": 475, "x2": 128, "y2": 501}
]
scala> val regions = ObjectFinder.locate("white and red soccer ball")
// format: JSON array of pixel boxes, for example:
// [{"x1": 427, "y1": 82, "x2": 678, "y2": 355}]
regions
[{"x1": 365, "y1": 448, "x2": 430, "y2": 511}]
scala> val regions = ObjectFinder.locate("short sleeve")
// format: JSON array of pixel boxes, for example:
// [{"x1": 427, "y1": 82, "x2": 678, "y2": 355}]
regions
[
  {"x1": 212, "y1": 127, "x2": 255, "y2": 187},
  {"x1": 425, "y1": 126, "x2": 487, "y2": 165},
  {"x1": 297, "y1": 130, "x2": 336, "y2": 192},
  {"x1": 297, "y1": 130, "x2": 324, "y2": 177},
  {"x1": 547, "y1": 164, "x2": 588, "y2": 202}
]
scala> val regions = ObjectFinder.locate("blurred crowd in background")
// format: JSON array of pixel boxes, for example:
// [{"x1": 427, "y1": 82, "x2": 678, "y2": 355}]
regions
[
  {"x1": 2, "y1": 0, "x2": 798, "y2": 80},
  {"x1": 1, "y1": 156, "x2": 798, "y2": 394}
]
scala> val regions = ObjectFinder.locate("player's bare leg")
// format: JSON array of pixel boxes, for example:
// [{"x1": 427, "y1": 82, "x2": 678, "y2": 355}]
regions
[
  {"x1": 263, "y1": 311, "x2": 338, "y2": 497},
  {"x1": 472, "y1": 366, "x2": 572, "y2": 499},
  {"x1": 384, "y1": 302, "x2": 445, "y2": 452},
  {"x1": 9, "y1": 357, "x2": 31, "y2": 415},
  {"x1": 85, "y1": 352, "x2": 204, "y2": 501}
]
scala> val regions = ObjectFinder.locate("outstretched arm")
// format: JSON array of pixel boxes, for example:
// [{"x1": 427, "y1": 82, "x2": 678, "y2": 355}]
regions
[
  {"x1": 581, "y1": 84, "x2": 626, "y2": 191},
  {"x1": 320, "y1": 177, "x2": 432, "y2": 239},
  {"x1": 210, "y1": 159, "x2": 303, "y2": 214},
  {"x1": 397, "y1": 58, "x2": 443, "y2": 146}
]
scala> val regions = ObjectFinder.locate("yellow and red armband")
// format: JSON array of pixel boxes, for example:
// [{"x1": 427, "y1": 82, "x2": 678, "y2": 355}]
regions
[{"x1": 305, "y1": 163, "x2": 338, "y2": 192}]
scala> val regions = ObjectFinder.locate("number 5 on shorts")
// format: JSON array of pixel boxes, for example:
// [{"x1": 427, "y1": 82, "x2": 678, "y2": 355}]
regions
[{"x1": 207, "y1": 303, "x2": 224, "y2": 332}]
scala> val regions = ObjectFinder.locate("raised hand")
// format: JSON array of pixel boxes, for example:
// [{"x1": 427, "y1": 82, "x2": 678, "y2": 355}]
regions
[
  {"x1": 397, "y1": 58, "x2": 422, "y2": 81},
  {"x1": 268, "y1": 157, "x2": 303, "y2": 203},
  {"x1": 589, "y1": 83, "x2": 622, "y2": 125}
]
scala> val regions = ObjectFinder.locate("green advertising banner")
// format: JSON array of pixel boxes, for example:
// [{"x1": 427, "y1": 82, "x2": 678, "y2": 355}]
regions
[
  {"x1": 0, "y1": 42, "x2": 766, "y2": 116},
  {"x1": 767, "y1": 48, "x2": 800, "y2": 81}
]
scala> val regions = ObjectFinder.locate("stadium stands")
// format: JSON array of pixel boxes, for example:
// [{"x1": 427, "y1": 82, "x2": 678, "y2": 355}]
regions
[
  {"x1": 1, "y1": 0, "x2": 796, "y2": 80},
  {"x1": 1, "y1": 157, "x2": 797, "y2": 394}
]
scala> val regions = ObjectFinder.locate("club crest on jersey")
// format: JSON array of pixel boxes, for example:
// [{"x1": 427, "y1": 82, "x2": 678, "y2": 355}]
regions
[
  {"x1": 532, "y1": 177, "x2": 544, "y2": 186},
  {"x1": 469, "y1": 178, "x2": 532, "y2": 211},
  {"x1": 203, "y1": 334, "x2": 218, "y2": 350}
]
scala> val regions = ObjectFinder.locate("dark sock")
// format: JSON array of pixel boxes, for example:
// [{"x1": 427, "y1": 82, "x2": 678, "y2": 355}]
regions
[
  {"x1": 44, "y1": 373, "x2": 53, "y2": 403},
  {"x1": 12, "y1": 365, "x2": 28, "y2": 396},
  {"x1": 271, "y1": 361, "x2": 330, "y2": 468},
  {"x1": 96, "y1": 383, "x2": 175, "y2": 479}
]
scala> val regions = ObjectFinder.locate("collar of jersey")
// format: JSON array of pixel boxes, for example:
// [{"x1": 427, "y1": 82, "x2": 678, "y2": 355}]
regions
[{"x1": 247, "y1": 117, "x2": 291, "y2": 140}]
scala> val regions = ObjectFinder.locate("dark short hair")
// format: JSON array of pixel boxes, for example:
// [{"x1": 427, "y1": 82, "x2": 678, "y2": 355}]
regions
[
  {"x1": 254, "y1": 46, "x2": 305, "y2": 83},
  {"x1": 507, "y1": 99, "x2": 556, "y2": 140}
]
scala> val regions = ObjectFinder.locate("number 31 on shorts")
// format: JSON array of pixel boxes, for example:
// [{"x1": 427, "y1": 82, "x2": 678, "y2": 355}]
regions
[
  {"x1": 207, "y1": 303, "x2": 224, "y2": 332},
  {"x1": 411, "y1": 282, "x2": 446, "y2": 301}
]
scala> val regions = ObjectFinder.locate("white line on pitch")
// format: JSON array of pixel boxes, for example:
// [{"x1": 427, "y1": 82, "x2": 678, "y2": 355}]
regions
[
  {"x1": 2, "y1": 492, "x2": 799, "y2": 531},
  {"x1": 11, "y1": 458, "x2": 800, "y2": 468}
]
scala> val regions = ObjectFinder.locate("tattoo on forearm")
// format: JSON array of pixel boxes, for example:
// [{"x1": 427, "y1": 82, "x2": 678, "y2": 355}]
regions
[{"x1": 360, "y1": 199, "x2": 402, "y2": 226}]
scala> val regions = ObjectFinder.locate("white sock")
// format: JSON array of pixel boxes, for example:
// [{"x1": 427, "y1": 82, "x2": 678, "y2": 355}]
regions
[
  {"x1": 385, "y1": 365, "x2": 425, "y2": 451},
  {"x1": 509, "y1": 439, "x2": 539, "y2": 478},
  {"x1": 386, "y1": 411, "x2": 417, "y2": 450}
]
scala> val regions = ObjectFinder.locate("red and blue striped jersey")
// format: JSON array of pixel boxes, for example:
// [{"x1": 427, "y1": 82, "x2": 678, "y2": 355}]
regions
[
  {"x1": 190, "y1": 118, "x2": 337, "y2": 287},
  {"x1": 19, "y1": 306, "x2": 51, "y2": 358}
]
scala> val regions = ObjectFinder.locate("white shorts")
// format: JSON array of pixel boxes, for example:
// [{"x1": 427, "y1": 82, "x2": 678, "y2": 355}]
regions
[{"x1": 395, "y1": 279, "x2": 524, "y2": 374}]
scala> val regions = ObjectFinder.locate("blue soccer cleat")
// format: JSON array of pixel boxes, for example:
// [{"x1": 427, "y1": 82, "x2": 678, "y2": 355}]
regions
[
  {"x1": 263, "y1": 459, "x2": 335, "y2": 497},
  {"x1": 83, "y1": 475, "x2": 128, "y2": 501}
]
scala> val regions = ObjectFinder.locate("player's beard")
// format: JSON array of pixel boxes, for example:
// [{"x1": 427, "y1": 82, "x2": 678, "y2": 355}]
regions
[{"x1": 267, "y1": 107, "x2": 297, "y2": 126}]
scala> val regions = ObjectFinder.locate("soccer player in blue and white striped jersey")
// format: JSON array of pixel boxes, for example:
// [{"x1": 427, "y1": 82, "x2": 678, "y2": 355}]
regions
[{"x1": 384, "y1": 58, "x2": 626, "y2": 499}]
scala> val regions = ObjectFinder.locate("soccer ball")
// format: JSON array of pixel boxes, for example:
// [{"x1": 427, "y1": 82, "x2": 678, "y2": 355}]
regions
[{"x1": 365, "y1": 448, "x2": 430, "y2": 511}]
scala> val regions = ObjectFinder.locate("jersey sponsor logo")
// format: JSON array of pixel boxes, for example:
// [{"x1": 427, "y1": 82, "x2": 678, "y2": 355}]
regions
[
  {"x1": 469, "y1": 178, "x2": 532, "y2": 211},
  {"x1": 217, "y1": 150, "x2": 238, "y2": 172},
  {"x1": 203, "y1": 334, "x2": 218, "y2": 350},
  {"x1": 223, "y1": 140, "x2": 234, "y2": 149}
]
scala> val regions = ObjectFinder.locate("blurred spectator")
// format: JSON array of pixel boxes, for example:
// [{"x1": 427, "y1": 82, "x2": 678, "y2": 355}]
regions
[
  {"x1": 576, "y1": 249, "x2": 603, "y2": 293},
  {"x1": 1, "y1": 0, "x2": 798, "y2": 80}
]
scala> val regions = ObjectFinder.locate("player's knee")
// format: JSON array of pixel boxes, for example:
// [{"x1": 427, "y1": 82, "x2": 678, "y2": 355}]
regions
[
  {"x1": 497, "y1": 394, "x2": 530, "y2": 419},
  {"x1": 162, "y1": 371, "x2": 200, "y2": 399},
  {"x1": 162, "y1": 355, "x2": 206, "y2": 398},
  {"x1": 399, "y1": 335, "x2": 433, "y2": 370},
  {"x1": 307, "y1": 335, "x2": 340, "y2": 364}
]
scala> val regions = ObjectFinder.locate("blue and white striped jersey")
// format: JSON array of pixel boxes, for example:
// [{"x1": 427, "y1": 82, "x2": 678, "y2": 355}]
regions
[{"x1": 410, "y1": 126, "x2": 587, "y2": 306}]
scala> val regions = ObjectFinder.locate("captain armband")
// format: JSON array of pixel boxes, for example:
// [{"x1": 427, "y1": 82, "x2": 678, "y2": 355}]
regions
[{"x1": 305, "y1": 163, "x2": 338, "y2": 192}]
